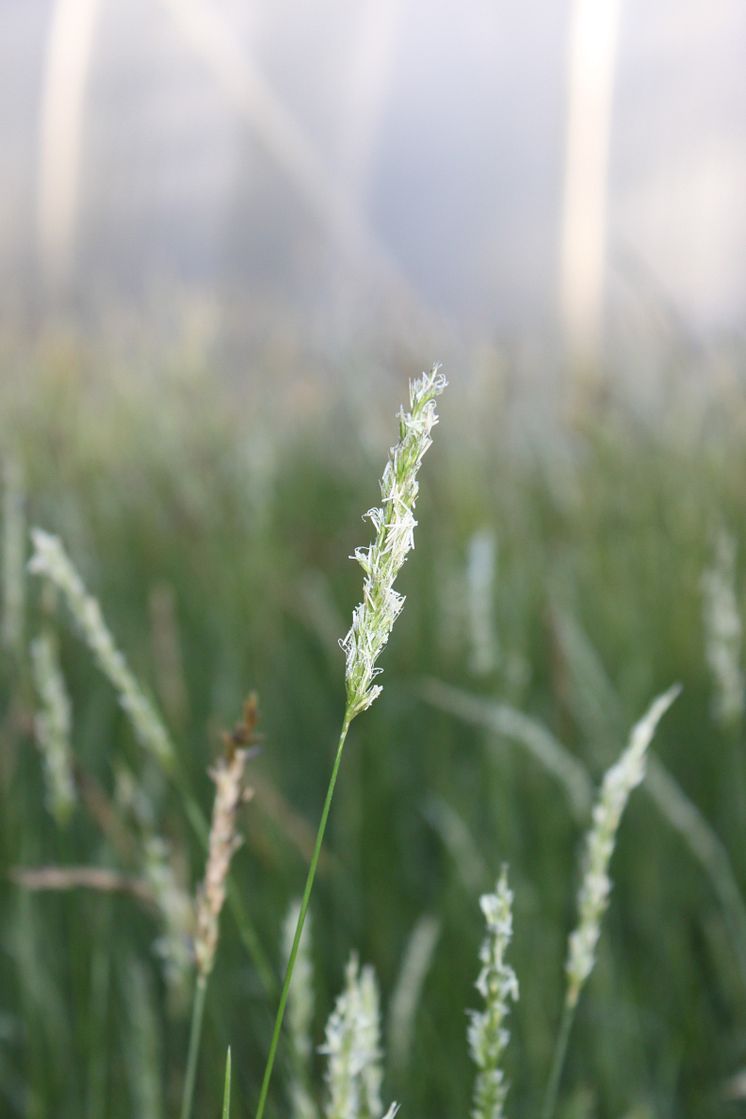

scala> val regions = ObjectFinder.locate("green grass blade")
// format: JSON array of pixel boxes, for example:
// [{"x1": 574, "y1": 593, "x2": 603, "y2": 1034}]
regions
[{"x1": 222, "y1": 1047, "x2": 232, "y2": 1119}]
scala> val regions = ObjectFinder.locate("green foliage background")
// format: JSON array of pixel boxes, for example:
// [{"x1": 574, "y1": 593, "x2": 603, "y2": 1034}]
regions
[{"x1": 2, "y1": 354, "x2": 746, "y2": 1118}]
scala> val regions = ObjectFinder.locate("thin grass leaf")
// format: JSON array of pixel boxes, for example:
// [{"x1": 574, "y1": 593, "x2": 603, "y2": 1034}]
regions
[{"x1": 222, "y1": 1047, "x2": 232, "y2": 1119}]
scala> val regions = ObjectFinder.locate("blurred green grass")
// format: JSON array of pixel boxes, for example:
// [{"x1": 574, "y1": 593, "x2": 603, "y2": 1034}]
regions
[{"x1": 2, "y1": 355, "x2": 746, "y2": 1118}]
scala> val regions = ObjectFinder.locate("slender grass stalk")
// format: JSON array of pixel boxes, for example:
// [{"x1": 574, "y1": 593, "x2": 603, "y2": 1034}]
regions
[
  {"x1": 222, "y1": 1047, "x2": 232, "y2": 1119},
  {"x1": 179, "y1": 975, "x2": 207, "y2": 1119},
  {"x1": 540, "y1": 1002, "x2": 573, "y2": 1119},
  {"x1": 124, "y1": 957, "x2": 163, "y2": 1119},
  {"x1": 256, "y1": 367, "x2": 446, "y2": 1119},
  {"x1": 421, "y1": 678, "x2": 592, "y2": 820},
  {"x1": 387, "y1": 914, "x2": 440, "y2": 1077},
  {"x1": 256, "y1": 715, "x2": 352, "y2": 1119},
  {"x1": 423, "y1": 795, "x2": 490, "y2": 895}
]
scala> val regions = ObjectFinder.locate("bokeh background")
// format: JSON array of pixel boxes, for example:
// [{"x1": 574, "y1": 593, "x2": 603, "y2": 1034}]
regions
[
  {"x1": 2, "y1": 0, "x2": 745, "y2": 378},
  {"x1": 2, "y1": 3, "x2": 746, "y2": 1119}
]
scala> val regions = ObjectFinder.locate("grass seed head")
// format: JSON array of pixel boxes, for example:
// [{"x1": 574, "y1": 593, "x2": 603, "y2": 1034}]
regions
[
  {"x1": 194, "y1": 699, "x2": 258, "y2": 979},
  {"x1": 28, "y1": 529, "x2": 174, "y2": 766},
  {"x1": 566, "y1": 684, "x2": 681, "y2": 1007},
  {"x1": 468, "y1": 867, "x2": 518, "y2": 1119},
  {"x1": 340, "y1": 366, "x2": 447, "y2": 719},
  {"x1": 321, "y1": 955, "x2": 385, "y2": 1119},
  {"x1": 30, "y1": 632, "x2": 76, "y2": 826}
]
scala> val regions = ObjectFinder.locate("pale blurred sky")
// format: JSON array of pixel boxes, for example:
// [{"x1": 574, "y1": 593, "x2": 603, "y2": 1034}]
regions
[{"x1": 1, "y1": 0, "x2": 744, "y2": 350}]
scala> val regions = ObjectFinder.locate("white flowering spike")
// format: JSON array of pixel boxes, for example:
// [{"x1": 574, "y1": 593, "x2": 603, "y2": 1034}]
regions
[
  {"x1": 702, "y1": 530, "x2": 743, "y2": 728},
  {"x1": 282, "y1": 901, "x2": 318, "y2": 1119},
  {"x1": 340, "y1": 367, "x2": 447, "y2": 718},
  {"x1": 30, "y1": 632, "x2": 76, "y2": 826},
  {"x1": 468, "y1": 867, "x2": 519, "y2": 1119},
  {"x1": 2, "y1": 456, "x2": 25, "y2": 655},
  {"x1": 321, "y1": 955, "x2": 385, "y2": 1119},
  {"x1": 566, "y1": 684, "x2": 681, "y2": 1007},
  {"x1": 28, "y1": 529, "x2": 174, "y2": 767}
]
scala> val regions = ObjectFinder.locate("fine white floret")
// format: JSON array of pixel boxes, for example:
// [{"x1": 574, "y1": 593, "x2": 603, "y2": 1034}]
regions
[
  {"x1": 321, "y1": 954, "x2": 385, "y2": 1119},
  {"x1": 340, "y1": 367, "x2": 447, "y2": 718},
  {"x1": 468, "y1": 867, "x2": 519, "y2": 1119},
  {"x1": 565, "y1": 684, "x2": 681, "y2": 1006},
  {"x1": 28, "y1": 529, "x2": 174, "y2": 766},
  {"x1": 30, "y1": 632, "x2": 76, "y2": 826}
]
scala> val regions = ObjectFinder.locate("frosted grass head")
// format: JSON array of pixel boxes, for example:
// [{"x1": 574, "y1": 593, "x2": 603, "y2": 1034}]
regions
[{"x1": 340, "y1": 366, "x2": 447, "y2": 719}]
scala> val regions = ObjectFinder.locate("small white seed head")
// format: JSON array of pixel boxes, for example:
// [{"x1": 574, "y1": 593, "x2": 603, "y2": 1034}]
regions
[
  {"x1": 467, "y1": 867, "x2": 518, "y2": 1119},
  {"x1": 340, "y1": 367, "x2": 447, "y2": 719},
  {"x1": 565, "y1": 684, "x2": 681, "y2": 1006},
  {"x1": 321, "y1": 955, "x2": 385, "y2": 1119}
]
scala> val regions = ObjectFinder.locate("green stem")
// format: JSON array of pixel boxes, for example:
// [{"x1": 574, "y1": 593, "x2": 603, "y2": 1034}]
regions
[
  {"x1": 255, "y1": 713, "x2": 353, "y2": 1119},
  {"x1": 222, "y1": 1047, "x2": 232, "y2": 1119},
  {"x1": 541, "y1": 999, "x2": 576, "y2": 1119},
  {"x1": 180, "y1": 974, "x2": 208, "y2": 1119}
]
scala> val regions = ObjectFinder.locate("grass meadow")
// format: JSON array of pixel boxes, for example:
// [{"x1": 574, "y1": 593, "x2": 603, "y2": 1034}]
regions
[{"x1": 2, "y1": 352, "x2": 746, "y2": 1118}]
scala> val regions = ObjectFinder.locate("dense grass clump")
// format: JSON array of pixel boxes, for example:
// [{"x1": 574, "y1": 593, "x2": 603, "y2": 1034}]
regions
[{"x1": 2, "y1": 358, "x2": 746, "y2": 1118}]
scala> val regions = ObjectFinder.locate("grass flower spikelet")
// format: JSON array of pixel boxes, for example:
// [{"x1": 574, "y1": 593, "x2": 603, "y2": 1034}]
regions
[
  {"x1": 566, "y1": 684, "x2": 681, "y2": 1006},
  {"x1": 30, "y1": 632, "x2": 76, "y2": 826},
  {"x1": 195, "y1": 698, "x2": 258, "y2": 979},
  {"x1": 321, "y1": 955, "x2": 385, "y2": 1119},
  {"x1": 468, "y1": 867, "x2": 518, "y2": 1119},
  {"x1": 340, "y1": 366, "x2": 447, "y2": 718},
  {"x1": 28, "y1": 529, "x2": 174, "y2": 766},
  {"x1": 194, "y1": 746, "x2": 252, "y2": 978}
]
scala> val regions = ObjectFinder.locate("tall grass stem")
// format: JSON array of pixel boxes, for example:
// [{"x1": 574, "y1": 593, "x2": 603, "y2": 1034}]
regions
[
  {"x1": 541, "y1": 1002, "x2": 574, "y2": 1119},
  {"x1": 222, "y1": 1047, "x2": 232, "y2": 1119},
  {"x1": 179, "y1": 975, "x2": 208, "y2": 1119},
  {"x1": 255, "y1": 713, "x2": 352, "y2": 1119}
]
